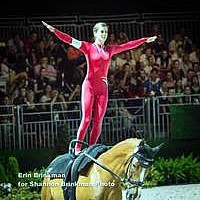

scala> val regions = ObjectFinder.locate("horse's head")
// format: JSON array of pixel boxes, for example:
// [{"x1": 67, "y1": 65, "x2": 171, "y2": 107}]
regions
[{"x1": 123, "y1": 140, "x2": 164, "y2": 200}]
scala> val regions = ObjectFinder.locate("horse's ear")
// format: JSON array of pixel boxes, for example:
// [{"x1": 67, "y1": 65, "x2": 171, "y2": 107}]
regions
[
  {"x1": 139, "y1": 139, "x2": 145, "y2": 147},
  {"x1": 152, "y1": 142, "x2": 165, "y2": 156}
]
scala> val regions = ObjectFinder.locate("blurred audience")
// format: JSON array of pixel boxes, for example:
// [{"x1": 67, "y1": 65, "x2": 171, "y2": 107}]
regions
[{"x1": 0, "y1": 25, "x2": 200, "y2": 111}]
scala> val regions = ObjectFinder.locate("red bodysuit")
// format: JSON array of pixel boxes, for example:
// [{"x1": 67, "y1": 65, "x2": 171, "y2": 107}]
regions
[{"x1": 53, "y1": 29, "x2": 148, "y2": 152}]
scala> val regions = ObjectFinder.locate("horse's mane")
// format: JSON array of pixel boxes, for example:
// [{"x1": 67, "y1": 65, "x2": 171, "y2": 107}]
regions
[
  {"x1": 98, "y1": 138, "x2": 142, "y2": 163},
  {"x1": 112, "y1": 138, "x2": 142, "y2": 150}
]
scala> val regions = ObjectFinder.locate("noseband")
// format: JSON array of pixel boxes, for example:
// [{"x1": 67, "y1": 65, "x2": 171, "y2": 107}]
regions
[{"x1": 133, "y1": 151, "x2": 154, "y2": 168}]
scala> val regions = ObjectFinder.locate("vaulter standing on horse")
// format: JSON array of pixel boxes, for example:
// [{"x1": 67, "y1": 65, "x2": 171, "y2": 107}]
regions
[{"x1": 42, "y1": 21, "x2": 157, "y2": 154}]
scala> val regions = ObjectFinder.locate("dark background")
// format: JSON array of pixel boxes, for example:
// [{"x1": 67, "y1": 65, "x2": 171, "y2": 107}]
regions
[{"x1": 1, "y1": 0, "x2": 200, "y2": 17}]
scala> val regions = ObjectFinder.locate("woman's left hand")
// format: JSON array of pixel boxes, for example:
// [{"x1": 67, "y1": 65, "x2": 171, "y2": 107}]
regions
[{"x1": 146, "y1": 36, "x2": 157, "y2": 43}]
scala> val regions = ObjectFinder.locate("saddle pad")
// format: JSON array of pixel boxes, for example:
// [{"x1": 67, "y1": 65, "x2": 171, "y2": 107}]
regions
[
  {"x1": 63, "y1": 143, "x2": 111, "y2": 200},
  {"x1": 45, "y1": 153, "x2": 75, "y2": 177},
  {"x1": 78, "y1": 144, "x2": 111, "y2": 173}
]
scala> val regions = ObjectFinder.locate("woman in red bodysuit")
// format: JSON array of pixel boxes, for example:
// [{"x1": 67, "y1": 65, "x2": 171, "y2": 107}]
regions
[{"x1": 42, "y1": 21, "x2": 157, "y2": 153}]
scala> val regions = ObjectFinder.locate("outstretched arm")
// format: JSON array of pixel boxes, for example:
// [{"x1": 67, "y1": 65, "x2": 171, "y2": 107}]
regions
[
  {"x1": 110, "y1": 36, "x2": 157, "y2": 55},
  {"x1": 42, "y1": 21, "x2": 82, "y2": 49}
]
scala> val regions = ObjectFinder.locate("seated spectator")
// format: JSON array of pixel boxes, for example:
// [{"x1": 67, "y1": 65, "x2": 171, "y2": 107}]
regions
[
  {"x1": 66, "y1": 45, "x2": 82, "y2": 61},
  {"x1": 144, "y1": 55, "x2": 155, "y2": 76},
  {"x1": 113, "y1": 52, "x2": 127, "y2": 70},
  {"x1": 130, "y1": 46, "x2": 144, "y2": 63},
  {"x1": 167, "y1": 87, "x2": 180, "y2": 104},
  {"x1": 189, "y1": 44, "x2": 200, "y2": 63},
  {"x1": 152, "y1": 34, "x2": 168, "y2": 56},
  {"x1": 65, "y1": 84, "x2": 81, "y2": 119},
  {"x1": 117, "y1": 31, "x2": 129, "y2": 44},
  {"x1": 23, "y1": 31, "x2": 39, "y2": 56},
  {"x1": 0, "y1": 93, "x2": 13, "y2": 134},
  {"x1": 124, "y1": 51, "x2": 136, "y2": 71},
  {"x1": 185, "y1": 69, "x2": 195, "y2": 87},
  {"x1": 0, "y1": 55, "x2": 28, "y2": 85},
  {"x1": 134, "y1": 70, "x2": 146, "y2": 97},
  {"x1": 182, "y1": 34, "x2": 193, "y2": 53},
  {"x1": 192, "y1": 62, "x2": 200, "y2": 73},
  {"x1": 156, "y1": 49, "x2": 172, "y2": 80},
  {"x1": 110, "y1": 77, "x2": 125, "y2": 99},
  {"x1": 58, "y1": 54, "x2": 86, "y2": 87},
  {"x1": 182, "y1": 53, "x2": 193, "y2": 75},
  {"x1": 176, "y1": 45, "x2": 185, "y2": 62},
  {"x1": 33, "y1": 70, "x2": 49, "y2": 103},
  {"x1": 168, "y1": 34, "x2": 183, "y2": 53},
  {"x1": 7, "y1": 34, "x2": 24, "y2": 56},
  {"x1": 51, "y1": 88, "x2": 68, "y2": 120},
  {"x1": 33, "y1": 56, "x2": 58, "y2": 85},
  {"x1": 38, "y1": 84, "x2": 54, "y2": 121},
  {"x1": 182, "y1": 85, "x2": 194, "y2": 103},
  {"x1": 191, "y1": 75, "x2": 200, "y2": 94},
  {"x1": 170, "y1": 59, "x2": 185, "y2": 81},
  {"x1": 115, "y1": 63, "x2": 131, "y2": 88},
  {"x1": 196, "y1": 71, "x2": 200, "y2": 85},
  {"x1": 13, "y1": 86, "x2": 35, "y2": 113},
  {"x1": 168, "y1": 47, "x2": 179, "y2": 61},
  {"x1": 175, "y1": 79, "x2": 184, "y2": 95},
  {"x1": 39, "y1": 84, "x2": 53, "y2": 111},
  {"x1": 165, "y1": 71, "x2": 176, "y2": 89},
  {"x1": 107, "y1": 33, "x2": 118, "y2": 45},
  {"x1": 123, "y1": 73, "x2": 140, "y2": 98},
  {"x1": 139, "y1": 47, "x2": 155, "y2": 68},
  {"x1": 144, "y1": 68, "x2": 161, "y2": 97}
]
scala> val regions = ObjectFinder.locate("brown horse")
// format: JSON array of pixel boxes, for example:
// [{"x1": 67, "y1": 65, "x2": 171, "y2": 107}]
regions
[{"x1": 41, "y1": 138, "x2": 163, "y2": 200}]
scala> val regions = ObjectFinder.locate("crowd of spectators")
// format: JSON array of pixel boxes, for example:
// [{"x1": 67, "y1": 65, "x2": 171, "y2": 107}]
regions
[{"x1": 0, "y1": 25, "x2": 200, "y2": 113}]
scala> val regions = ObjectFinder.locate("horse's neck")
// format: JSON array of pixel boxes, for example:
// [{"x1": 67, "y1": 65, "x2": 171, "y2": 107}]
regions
[{"x1": 98, "y1": 138, "x2": 141, "y2": 177}]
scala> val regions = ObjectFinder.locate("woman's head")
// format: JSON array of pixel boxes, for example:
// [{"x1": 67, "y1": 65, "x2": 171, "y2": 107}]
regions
[{"x1": 93, "y1": 22, "x2": 108, "y2": 44}]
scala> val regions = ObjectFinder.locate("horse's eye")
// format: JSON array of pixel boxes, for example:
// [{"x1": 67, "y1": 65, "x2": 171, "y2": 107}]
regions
[{"x1": 132, "y1": 163, "x2": 137, "y2": 168}]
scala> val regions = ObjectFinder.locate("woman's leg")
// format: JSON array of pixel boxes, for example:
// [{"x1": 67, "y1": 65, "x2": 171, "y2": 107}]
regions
[
  {"x1": 89, "y1": 91, "x2": 108, "y2": 145},
  {"x1": 75, "y1": 81, "x2": 94, "y2": 153}
]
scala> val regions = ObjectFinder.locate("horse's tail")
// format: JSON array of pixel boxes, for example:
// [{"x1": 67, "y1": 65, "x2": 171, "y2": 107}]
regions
[{"x1": 41, "y1": 177, "x2": 52, "y2": 200}]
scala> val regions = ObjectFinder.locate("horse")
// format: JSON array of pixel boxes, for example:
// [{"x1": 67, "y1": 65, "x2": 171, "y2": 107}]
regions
[{"x1": 41, "y1": 138, "x2": 163, "y2": 200}]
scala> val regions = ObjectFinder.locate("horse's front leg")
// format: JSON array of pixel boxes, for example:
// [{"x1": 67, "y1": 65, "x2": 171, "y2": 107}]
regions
[
  {"x1": 41, "y1": 177, "x2": 53, "y2": 200},
  {"x1": 102, "y1": 187, "x2": 122, "y2": 200},
  {"x1": 49, "y1": 179, "x2": 64, "y2": 200}
]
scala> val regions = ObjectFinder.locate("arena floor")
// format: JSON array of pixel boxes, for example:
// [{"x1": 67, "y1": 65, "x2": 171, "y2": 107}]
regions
[{"x1": 140, "y1": 183, "x2": 200, "y2": 200}]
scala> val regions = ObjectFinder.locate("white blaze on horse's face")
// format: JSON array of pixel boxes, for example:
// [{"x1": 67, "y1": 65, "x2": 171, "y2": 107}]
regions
[
  {"x1": 135, "y1": 168, "x2": 146, "y2": 200},
  {"x1": 126, "y1": 161, "x2": 146, "y2": 200},
  {"x1": 125, "y1": 147, "x2": 147, "y2": 200}
]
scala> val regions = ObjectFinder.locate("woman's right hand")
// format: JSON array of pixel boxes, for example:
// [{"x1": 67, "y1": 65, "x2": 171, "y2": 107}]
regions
[{"x1": 41, "y1": 21, "x2": 55, "y2": 32}]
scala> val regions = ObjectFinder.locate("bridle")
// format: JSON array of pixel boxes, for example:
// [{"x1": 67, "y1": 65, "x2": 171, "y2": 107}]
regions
[
  {"x1": 69, "y1": 139, "x2": 155, "y2": 199},
  {"x1": 82, "y1": 146, "x2": 154, "y2": 189},
  {"x1": 123, "y1": 148, "x2": 154, "y2": 188}
]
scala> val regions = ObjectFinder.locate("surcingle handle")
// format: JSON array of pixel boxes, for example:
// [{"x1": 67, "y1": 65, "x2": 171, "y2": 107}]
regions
[{"x1": 68, "y1": 139, "x2": 89, "y2": 154}]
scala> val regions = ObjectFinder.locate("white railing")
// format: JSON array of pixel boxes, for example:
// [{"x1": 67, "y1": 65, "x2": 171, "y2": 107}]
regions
[
  {"x1": 1, "y1": 12, "x2": 200, "y2": 44},
  {"x1": 0, "y1": 95, "x2": 200, "y2": 150}
]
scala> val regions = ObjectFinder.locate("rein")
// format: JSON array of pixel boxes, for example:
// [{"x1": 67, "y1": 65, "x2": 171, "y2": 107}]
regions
[
  {"x1": 124, "y1": 155, "x2": 144, "y2": 188},
  {"x1": 82, "y1": 152, "x2": 123, "y2": 182},
  {"x1": 82, "y1": 151, "x2": 145, "y2": 188}
]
